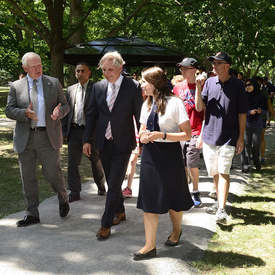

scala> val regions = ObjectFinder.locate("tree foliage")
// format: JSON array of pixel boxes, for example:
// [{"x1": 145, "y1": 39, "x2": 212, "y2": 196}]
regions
[{"x1": 0, "y1": 0, "x2": 274, "y2": 83}]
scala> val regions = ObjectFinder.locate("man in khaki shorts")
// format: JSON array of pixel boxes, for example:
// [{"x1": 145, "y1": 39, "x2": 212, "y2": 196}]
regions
[{"x1": 195, "y1": 52, "x2": 247, "y2": 224}]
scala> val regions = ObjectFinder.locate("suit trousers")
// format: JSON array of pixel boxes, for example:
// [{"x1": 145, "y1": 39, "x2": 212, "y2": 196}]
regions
[
  {"x1": 18, "y1": 130, "x2": 68, "y2": 217},
  {"x1": 67, "y1": 126, "x2": 105, "y2": 196},
  {"x1": 99, "y1": 140, "x2": 131, "y2": 228}
]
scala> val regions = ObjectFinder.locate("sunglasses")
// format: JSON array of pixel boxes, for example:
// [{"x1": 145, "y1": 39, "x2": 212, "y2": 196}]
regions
[
  {"x1": 179, "y1": 67, "x2": 195, "y2": 72},
  {"x1": 245, "y1": 84, "x2": 252, "y2": 87}
]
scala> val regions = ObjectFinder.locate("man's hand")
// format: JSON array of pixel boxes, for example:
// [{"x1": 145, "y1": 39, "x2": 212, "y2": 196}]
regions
[
  {"x1": 25, "y1": 103, "x2": 39, "y2": 121},
  {"x1": 83, "y1": 143, "x2": 91, "y2": 157},
  {"x1": 51, "y1": 103, "x2": 61, "y2": 120},
  {"x1": 235, "y1": 138, "x2": 244, "y2": 155},
  {"x1": 196, "y1": 134, "x2": 203, "y2": 149}
]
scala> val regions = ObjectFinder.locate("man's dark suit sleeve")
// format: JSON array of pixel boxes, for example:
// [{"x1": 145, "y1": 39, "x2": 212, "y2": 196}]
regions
[
  {"x1": 133, "y1": 81, "x2": 143, "y2": 132},
  {"x1": 83, "y1": 85, "x2": 98, "y2": 144}
]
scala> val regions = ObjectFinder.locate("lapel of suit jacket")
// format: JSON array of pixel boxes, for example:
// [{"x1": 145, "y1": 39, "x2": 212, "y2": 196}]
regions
[
  {"x1": 71, "y1": 83, "x2": 78, "y2": 107},
  {"x1": 42, "y1": 75, "x2": 51, "y2": 106},
  {"x1": 111, "y1": 75, "x2": 125, "y2": 112},
  {"x1": 22, "y1": 77, "x2": 31, "y2": 106},
  {"x1": 102, "y1": 80, "x2": 110, "y2": 112}
]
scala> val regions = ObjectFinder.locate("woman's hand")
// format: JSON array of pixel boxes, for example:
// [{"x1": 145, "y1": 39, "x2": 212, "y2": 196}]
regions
[
  {"x1": 147, "y1": 131, "x2": 163, "y2": 142},
  {"x1": 139, "y1": 131, "x2": 150, "y2": 144},
  {"x1": 250, "y1": 109, "x2": 257, "y2": 115}
]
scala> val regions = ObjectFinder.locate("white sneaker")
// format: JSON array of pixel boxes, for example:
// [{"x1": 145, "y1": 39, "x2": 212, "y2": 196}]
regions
[{"x1": 215, "y1": 208, "x2": 228, "y2": 224}]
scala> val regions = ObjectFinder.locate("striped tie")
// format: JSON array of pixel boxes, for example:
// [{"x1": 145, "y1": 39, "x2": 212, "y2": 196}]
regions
[
  {"x1": 105, "y1": 84, "x2": 116, "y2": 139},
  {"x1": 30, "y1": 79, "x2": 38, "y2": 129}
]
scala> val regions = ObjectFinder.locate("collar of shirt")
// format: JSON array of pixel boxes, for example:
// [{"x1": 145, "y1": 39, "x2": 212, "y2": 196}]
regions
[
  {"x1": 79, "y1": 80, "x2": 89, "y2": 92},
  {"x1": 27, "y1": 74, "x2": 42, "y2": 91},
  {"x1": 108, "y1": 74, "x2": 123, "y2": 95}
]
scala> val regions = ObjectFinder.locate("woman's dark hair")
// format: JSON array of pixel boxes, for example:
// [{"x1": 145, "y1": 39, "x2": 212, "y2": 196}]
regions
[
  {"x1": 141, "y1": 66, "x2": 174, "y2": 114},
  {"x1": 246, "y1": 78, "x2": 260, "y2": 93}
]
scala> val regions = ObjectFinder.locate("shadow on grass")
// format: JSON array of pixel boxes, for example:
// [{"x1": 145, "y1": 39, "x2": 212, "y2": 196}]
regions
[
  {"x1": 199, "y1": 250, "x2": 266, "y2": 268},
  {"x1": 0, "y1": 130, "x2": 13, "y2": 142},
  {"x1": 217, "y1": 205, "x2": 274, "y2": 233},
  {"x1": 228, "y1": 193, "x2": 275, "y2": 203}
]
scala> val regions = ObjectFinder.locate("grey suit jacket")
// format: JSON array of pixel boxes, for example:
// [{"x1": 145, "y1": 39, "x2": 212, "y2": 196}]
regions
[
  {"x1": 62, "y1": 80, "x2": 93, "y2": 138},
  {"x1": 6, "y1": 75, "x2": 70, "y2": 153},
  {"x1": 83, "y1": 76, "x2": 143, "y2": 152}
]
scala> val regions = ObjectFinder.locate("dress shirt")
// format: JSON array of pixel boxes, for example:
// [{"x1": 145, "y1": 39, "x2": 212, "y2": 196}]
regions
[
  {"x1": 27, "y1": 75, "x2": 46, "y2": 127},
  {"x1": 73, "y1": 81, "x2": 88, "y2": 125},
  {"x1": 106, "y1": 74, "x2": 123, "y2": 104}
]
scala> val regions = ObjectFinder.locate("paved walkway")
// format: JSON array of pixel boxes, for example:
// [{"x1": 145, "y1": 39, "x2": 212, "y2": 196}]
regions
[{"x1": 0, "y1": 117, "x2": 261, "y2": 275}]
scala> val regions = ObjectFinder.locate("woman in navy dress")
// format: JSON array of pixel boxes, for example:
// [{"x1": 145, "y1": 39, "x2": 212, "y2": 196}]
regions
[{"x1": 134, "y1": 67, "x2": 194, "y2": 260}]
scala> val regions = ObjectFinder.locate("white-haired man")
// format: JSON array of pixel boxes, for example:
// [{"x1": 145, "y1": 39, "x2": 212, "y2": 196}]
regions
[
  {"x1": 6, "y1": 52, "x2": 70, "y2": 226},
  {"x1": 83, "y1": 51, "x2": 143, "y2": 239}
]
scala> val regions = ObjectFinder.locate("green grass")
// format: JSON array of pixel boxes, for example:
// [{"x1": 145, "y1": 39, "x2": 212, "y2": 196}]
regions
[
  {"x1": 192, "y1": 137, "x2": 275, "y2": 274},
  {"x1": 0, "y1": 88, "x2": 8, "y2": 117}
]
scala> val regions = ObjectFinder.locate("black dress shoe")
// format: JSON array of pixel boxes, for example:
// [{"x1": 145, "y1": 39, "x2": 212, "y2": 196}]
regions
[
  {"x1": 97, "y1": 189, "x2": 106, "y2": 196},
  {"x1": 59, "y1": 202, "x2": 70, "y2": 217},
  {"x1": 164, "y1": 230, "x2": 182, "y2": 246},
  {"x1": 69, "y1": 195, "x2": 81, "y2": 203},
  {"x1": 133, "y1": 247, "x2": 156, "y2": 260},
  {"x1": 16, "y1": 215, "x2": 40, "y2": 227}
]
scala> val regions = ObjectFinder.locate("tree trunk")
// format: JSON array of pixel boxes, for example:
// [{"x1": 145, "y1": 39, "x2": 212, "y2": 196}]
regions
[
  {"x1": 50, "y1": 43, "x2": 66, "y2": 85},
  {"x1": 68, "y1": 0, "x2": 85, "y2": 86}
]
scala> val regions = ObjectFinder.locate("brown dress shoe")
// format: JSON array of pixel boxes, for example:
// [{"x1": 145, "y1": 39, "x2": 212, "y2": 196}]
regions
[
  {"x1": 96, "y1": 227, "x2": 110, "y2": 239},
  {"x1": 112, "y1": 212, "x2": 126, "y2": 225}
]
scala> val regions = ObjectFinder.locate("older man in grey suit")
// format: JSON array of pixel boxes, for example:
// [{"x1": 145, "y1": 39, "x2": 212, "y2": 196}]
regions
[{"x1": 6, "y1": 52, "x2": 70, "y2": 227}]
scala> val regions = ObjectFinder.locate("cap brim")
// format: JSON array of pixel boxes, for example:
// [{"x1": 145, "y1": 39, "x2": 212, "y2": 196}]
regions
[{"x1": 208, "y1": 56, "x2": 225, "y2": 62}]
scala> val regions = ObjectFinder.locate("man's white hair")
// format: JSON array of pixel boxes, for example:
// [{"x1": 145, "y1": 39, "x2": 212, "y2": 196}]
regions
[
  {"x1": 22, "y1": 52, "x2": 41, "y2": 67},
  {"x1": 98, "y1": 51, "x2": 125, "y2": 69}
]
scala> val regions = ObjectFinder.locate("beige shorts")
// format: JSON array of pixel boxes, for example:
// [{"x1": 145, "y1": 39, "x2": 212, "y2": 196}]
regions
[{"x1": 203, "y1": 142, "x2": 235, "y2": 176}]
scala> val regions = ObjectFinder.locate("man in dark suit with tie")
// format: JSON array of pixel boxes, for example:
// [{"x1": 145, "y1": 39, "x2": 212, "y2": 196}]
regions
[
  {"x1": 6, "y1": 52, "x2": 70, "y2": 227},
  {"x1": 63, "y1": 62, "x2": 106, "y2": 202},
  {"x1": 83, "y1": 51, "x2": 143, "y2": 239}
]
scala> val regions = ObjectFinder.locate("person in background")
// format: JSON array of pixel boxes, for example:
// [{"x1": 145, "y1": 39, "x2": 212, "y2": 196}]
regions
[
  {"x1": 6, "y1": 52, "x2": 70, "y2": 227},
  {"x1": 62, "y1": 62, "x2": 106, "y2": 203},
  {"x1": 262, "y1": 76, "x2": 275, "y2": 127},
  {"x1": 83, "y1": 51, "x2": 143, "y2": 239},
  {"x1": 195, "y1": 52, "x2": 247, "y2": 224},
  {"x1": 253, "y1": 76, "x2": 275, "y2": 164},
  {"x1": 241, "y1": 78, "x2": 267, "y2": 172},
  {"x1": 122, "y1": 118, "x2": 141, "y2": 198},
  {"x1": 171, "y1": 75, "x2": 184, "y2": 87},
  {"x1": 19, "y1": 73, "x2": 26, "y2": 79},
  {"x1": 173, "y1": 57, "x2": 204, "y2": 207},
  {"x1": 134, "y1": 66, "x2": 193, "y2": 260},
  {"x1": 238, "y1": 72, "x2": 243, "y2": 80}
]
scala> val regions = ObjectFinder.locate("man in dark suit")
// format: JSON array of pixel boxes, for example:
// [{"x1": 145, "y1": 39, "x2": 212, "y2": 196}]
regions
[
  {"x1": 83, "y1": 51, "x2": 143, "y2": 239},
  {"x1": 63, "y1": 62, "x2": 106, "y2": 202},
  {"x1": 6, "y1": 52, "x2": 70, "y2": 227}
]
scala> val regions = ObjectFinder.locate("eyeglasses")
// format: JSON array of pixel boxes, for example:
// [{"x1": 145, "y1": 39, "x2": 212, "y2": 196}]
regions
[
  {"x1": 245, "y1": 83, "x2": 252, "y2": 87},
  {"x1": 211, "y1": 62, "x2": 228, "y2": 66},
  {"x1": 179, "y1": 67, "x2": 195, "y2": 72}
]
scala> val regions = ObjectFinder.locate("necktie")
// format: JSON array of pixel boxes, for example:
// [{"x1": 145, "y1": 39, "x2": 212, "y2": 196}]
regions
[
  {"x1": 76, "y1": 84, "x2": 84, "y2": 125},
  {"x1": 30, "y1": 79, "x2": 38, "y2": 129},
  {"x1": 105, "y1": 84, "x2": 117, "y2": 139},
  {"x1": 146, "y1": 102, "x2": 160, "y2": 131}
]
